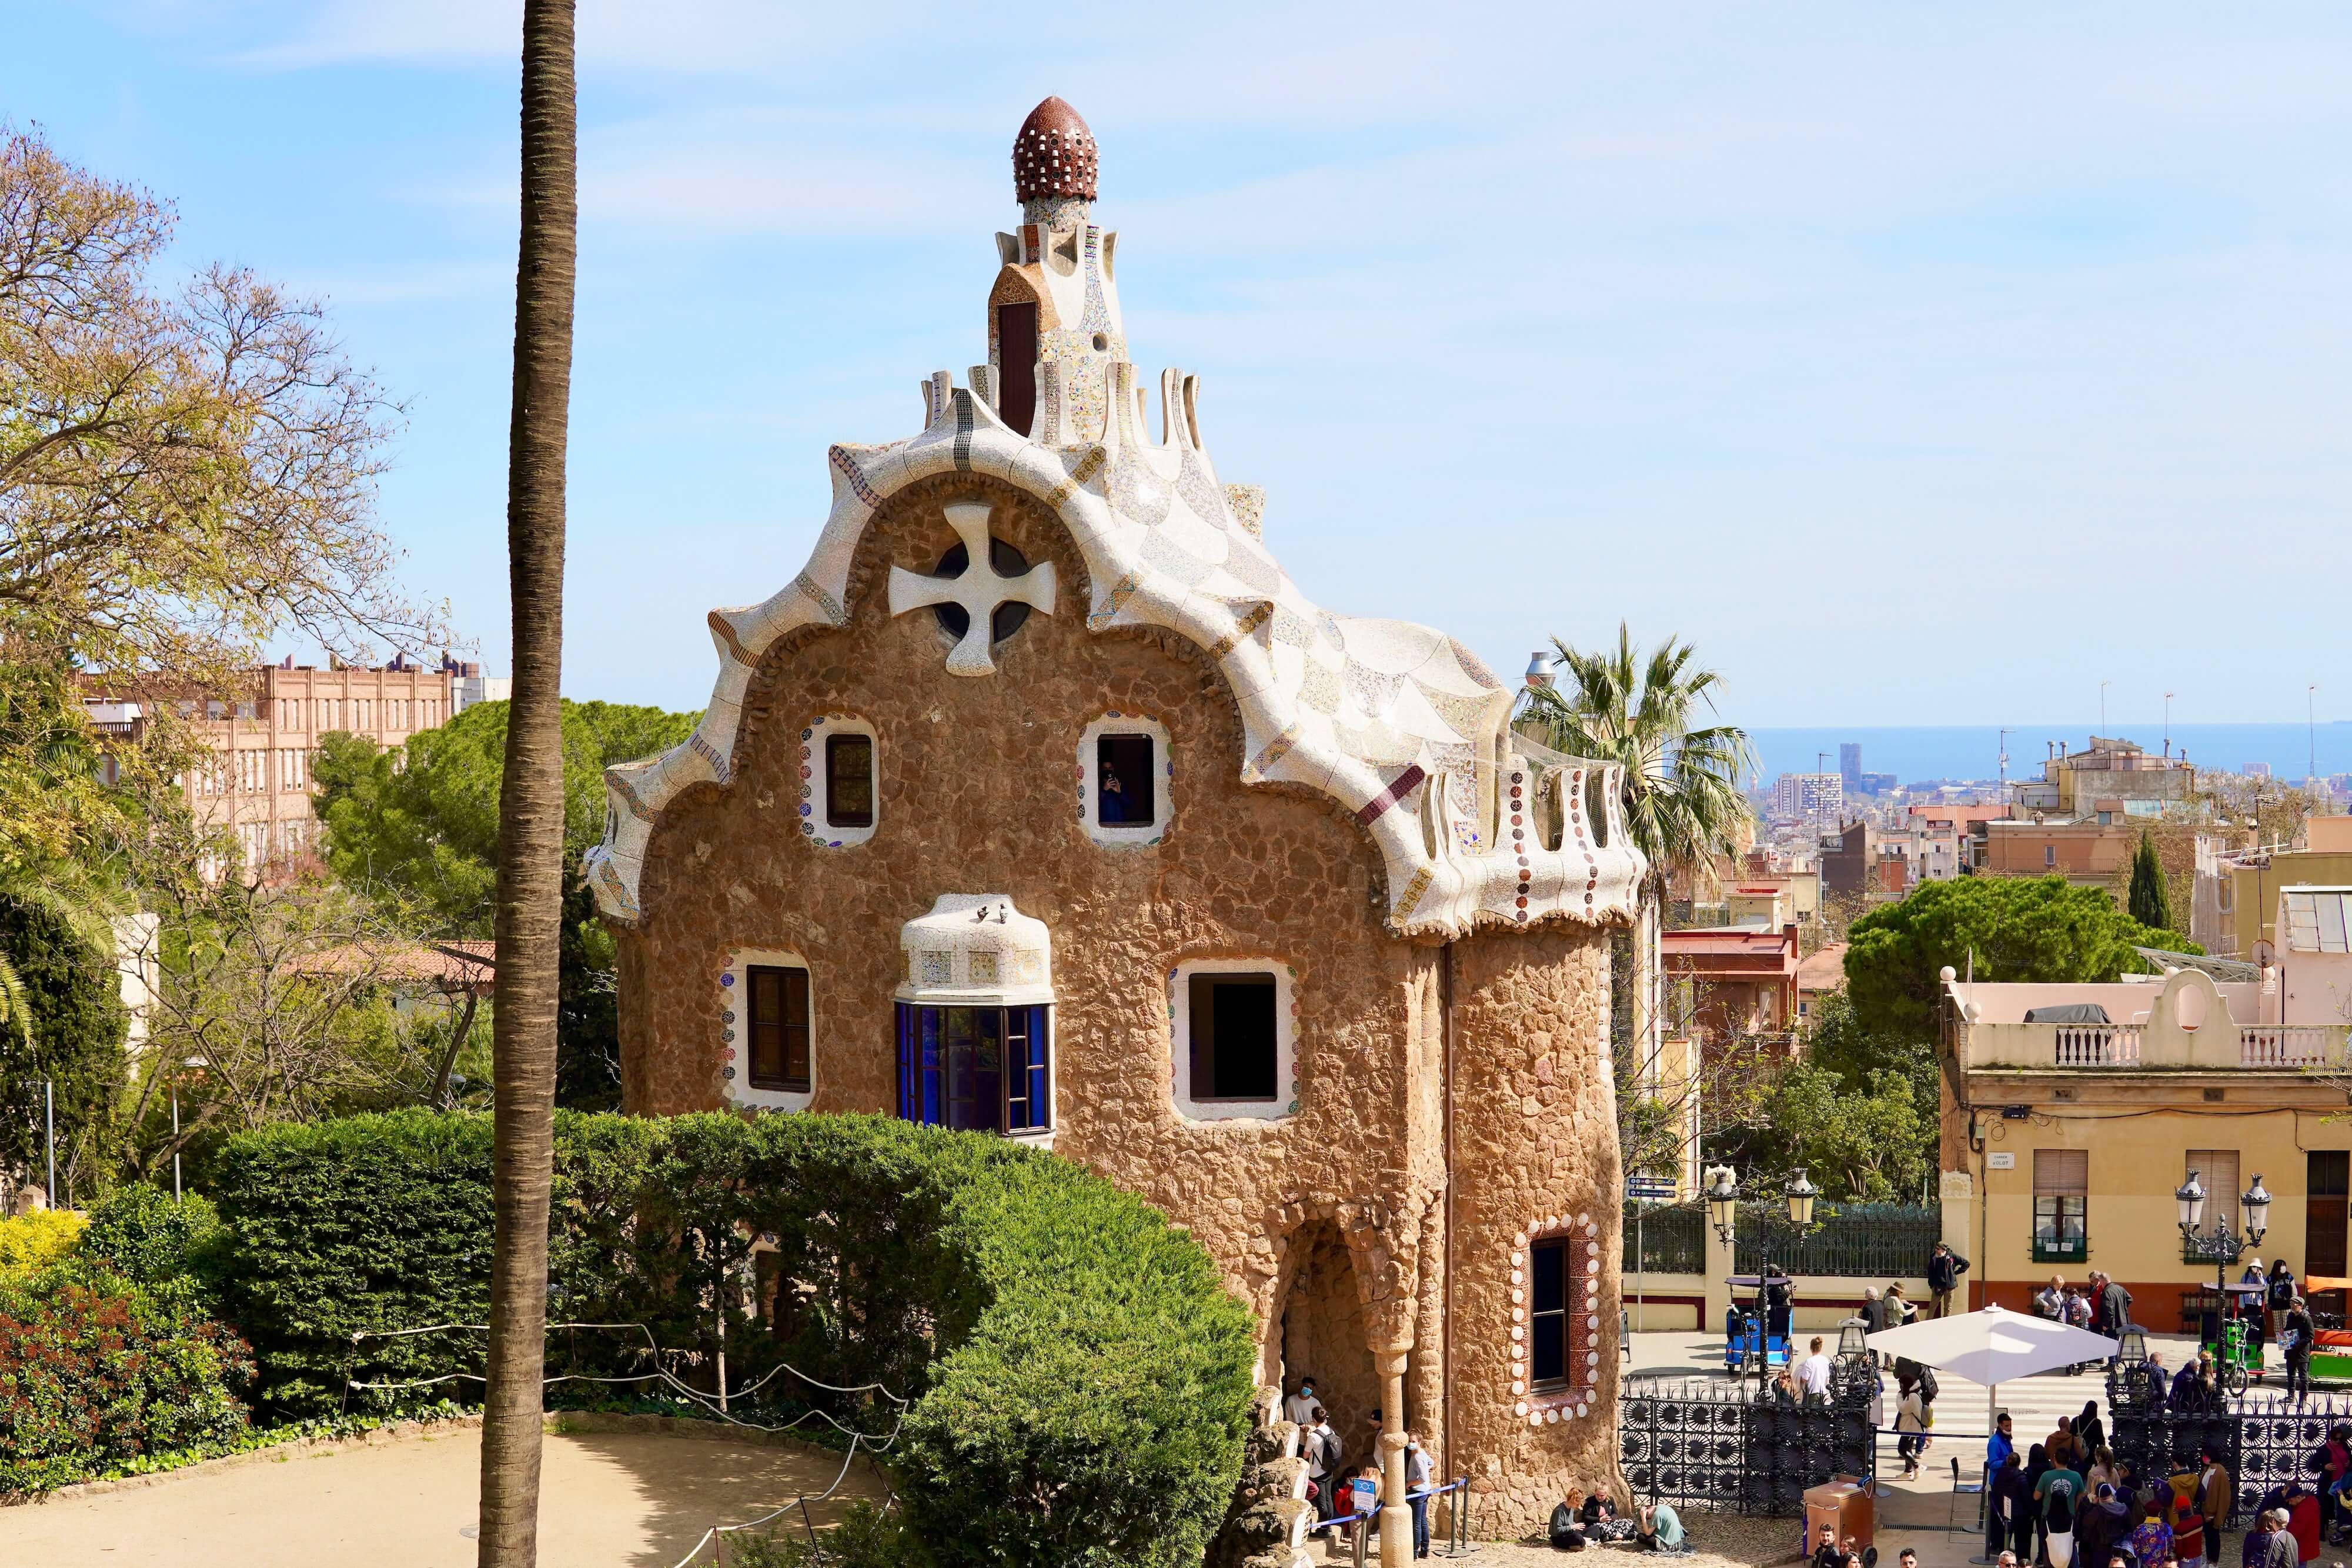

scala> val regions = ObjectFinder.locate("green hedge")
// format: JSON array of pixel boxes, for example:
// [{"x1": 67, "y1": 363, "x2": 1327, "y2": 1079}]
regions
[{"x1": 209, "y1": 1111, "x2": 1255, "y2": 1568}]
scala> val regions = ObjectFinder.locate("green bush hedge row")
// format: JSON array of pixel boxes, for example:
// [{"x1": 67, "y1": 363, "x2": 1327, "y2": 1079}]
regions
[{"x1": 208, "y1": 1110, "x2": 1256, "y2": 1568}]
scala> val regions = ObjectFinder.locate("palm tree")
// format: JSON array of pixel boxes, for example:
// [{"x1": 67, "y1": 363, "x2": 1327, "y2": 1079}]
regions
[
  {"x1": 1516, "y1": 623, "x2": 1756, "y2": 1084},
  {"x1": 478, "y1": 2, "x2": 575, "y2": 1563}
]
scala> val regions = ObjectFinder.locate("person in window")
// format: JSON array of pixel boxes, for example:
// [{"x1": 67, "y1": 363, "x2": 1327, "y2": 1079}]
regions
[{"x1": 1099, "y1": 757, "x2": 1129, "y2": 824}]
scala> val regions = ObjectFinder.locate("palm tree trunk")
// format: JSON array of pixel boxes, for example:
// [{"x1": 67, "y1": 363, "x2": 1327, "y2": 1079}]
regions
[{"x1": 479, "y1": 3, "x2": 574, "y2": 1563}]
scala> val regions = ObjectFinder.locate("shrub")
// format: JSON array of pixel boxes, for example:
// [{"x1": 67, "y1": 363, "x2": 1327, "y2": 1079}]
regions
[
  {"x1": 208, "y1": 1111, "x2": 1257, "y2": 1567},
  {"x1": 0, "y1": 891, "x2": 131, "y2": 1201},
  {"x1": 0, "y1": 1208, "x2": 85, "y2": 1276},
  {"x1": 730, "y1": 1503, "x2": 912, "y2": 1567},
  {"x1": 0, "y1": 1265, "x2": 255, "y2": 1495},
  {"x1": 79, "y1": 1183, "x2": 220, "y2": 1287}
]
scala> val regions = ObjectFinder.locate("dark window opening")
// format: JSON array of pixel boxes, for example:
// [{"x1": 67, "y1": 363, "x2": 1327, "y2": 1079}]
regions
[
  {"x1": 995, "y1": 300, "x2": 1038, "y2": 436},
  {"x1": 1529, "y1": 1237, "x2": 1569, "y2": 1390},
  {"x1": 897, "y1": 1002, "x2": 1050, "y2": 1134},
  {"x1": 930, "y1": 537, "x2": 1034, "y2": 644},
  {"x1": 824, "y1": 733, "x2": 874, "y2": 828},
  {"x1": 1096, "y1": 734, "x2": 1157, "y2": 827},
  {"x1": 747, "y1": 964, "x2": 811, "y2": 1093},
  {"x1": 2311, "y1": 1151, "x2": 2350, "y2": 1279},
  {"x1": 1188, "y1": 972, "x2": 1278, "y2": 1102},
  {"x1": 1584, "y1": 770, "x2": 1610, "y2": 848}
]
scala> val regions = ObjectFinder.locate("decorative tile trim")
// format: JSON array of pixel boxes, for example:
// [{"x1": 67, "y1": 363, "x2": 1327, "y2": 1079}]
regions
[
  {"x1": 717, "y1": 946, "x2": 816, "y2": 1113},
  {"x1": 1355, "y1": 764, "x2": 1426, "y2": 826},
  {"x1": 797, "y1": 715, "x2": 879, "y2": 848},
  {"x1": 1509, "y1": 1211, "x2": 1604, "y2": 1426}
]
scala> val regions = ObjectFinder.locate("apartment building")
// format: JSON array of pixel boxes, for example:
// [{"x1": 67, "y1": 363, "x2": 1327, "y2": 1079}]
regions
[
  {"x1": 90, "y1": 657, "x2": 495, "y2": 871},
  {"x1": 2193, "y1": 816, "x2": 2352, "y2": 959}
]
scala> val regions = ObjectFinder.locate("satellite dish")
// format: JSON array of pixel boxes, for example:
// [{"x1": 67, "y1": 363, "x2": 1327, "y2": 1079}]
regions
[{"x1": 2254, "y1": 939, "x2": 2277, "y2": 968}]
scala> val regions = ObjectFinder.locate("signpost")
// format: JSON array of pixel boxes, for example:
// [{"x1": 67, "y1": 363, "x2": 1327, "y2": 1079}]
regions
[{"x1": 1625, "y1": 1174, "x2": 1678, "y2": 1330}]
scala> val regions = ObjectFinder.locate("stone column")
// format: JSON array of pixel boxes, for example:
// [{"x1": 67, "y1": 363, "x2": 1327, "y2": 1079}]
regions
[{"x1": 1377, "y1": 1347, "x2": 1412, "y2": 1568}]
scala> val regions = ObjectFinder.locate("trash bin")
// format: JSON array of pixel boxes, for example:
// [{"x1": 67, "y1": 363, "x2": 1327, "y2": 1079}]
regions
[{"x1": 1804, "y1": 1475, "x2": 1876, "y2": 1557}]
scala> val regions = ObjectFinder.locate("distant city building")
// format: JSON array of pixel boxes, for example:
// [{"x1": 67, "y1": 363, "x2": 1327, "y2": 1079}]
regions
[
  {"x1": 2244, "y1": 762, "x2": 2273, "y2": 780},
  {"x1": 87, "y1": 654, "x2": 498, "y2": 874},
  {"x1": 1661, "y1": 921, "x2": 1801, "y2": 1051},
  {"x1": 2012, "y1": 734, "x2": 2194, "y2": 819},
  {"x1": 1839, "y1": 742, "x2": 1862, "y2": 788},
  {"x1": 1819, "y1": 817, "x2": 1877, "y2": 900},
  {"x1": 450, "y1": 661, "x2": 512, "y2": 713},
  {"x1": 1770, "y1": 771, "x2": 1843, "y2": 821},
  {"x1": 2193, "y1": 815, "x2": 2352, "y2": 958},
  {"x1": 1970, "y1": 811, "x2": 2136, "y2": 887}
]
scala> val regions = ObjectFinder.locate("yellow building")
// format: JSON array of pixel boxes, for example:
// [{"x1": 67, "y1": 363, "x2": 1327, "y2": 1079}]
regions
[
  {"x1": 2196, "y1": 817, "x2": 2352, "y2": 960},
  {"x1": 1938, "y1": 954, "x2": 2352, "y2": 1324}
]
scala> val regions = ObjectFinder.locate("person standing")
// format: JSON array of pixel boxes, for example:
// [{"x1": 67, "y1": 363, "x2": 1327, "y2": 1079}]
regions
[
  {"x1": 1285, "y1": 1376, "x2": 1321, "y2": 1426},
  {"x1": 2038, "y1": 1276, "x2": 2068, "y2": 1320},
  {"x1": 2197, "y1": 1446, "x2": 2233, "y2": 1557},
  {"x1": 2096, "y1": 1272, "x2": 2134, "y2": 1368},
  {"x1": 1991, "y1": 1412, "x2": 2018, "y2": 1474},
  {"x1": 2270, "y1": 1262, "x2": 2298, "y2": 1342},
  {"x1": 1797, "y1": 1336, "x2": 1835, "y2": 1405},
  {"x1": 1896, "y1": 1373, "x2": 1927, "y2": 1479},
  {"x1": 2283, "y1": 1295, "x2": 2317, "y2": 1403},
  {"x1": 2076, "y1": 1400, "x2": 2106, "y2": 1462},
  {"x1": 1404, "y1": 1430, "x2": 1434, "y2": 1559},
  {"x1": 1930, "y1": 1241, "x2": 1972, "y2": 1318},
  {"x1": 2037, "y1": 1447, "x2": 2086, "y2": 1568},
  {"x1": 2168, "y1": 1469, "x2": 2209, "y2": 1568},
  {"x1": 1991, "y1": 1449, "x2": 2032, "y2": 1564},
  {"x1": 1306, "y1": 1407, "x2": 1341, "y2": 1522}
]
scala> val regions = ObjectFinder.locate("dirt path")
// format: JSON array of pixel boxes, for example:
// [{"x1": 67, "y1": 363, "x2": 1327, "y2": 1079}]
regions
[{"x1": 7, "y1": 1426, "x2": 884, "y2": 1568}]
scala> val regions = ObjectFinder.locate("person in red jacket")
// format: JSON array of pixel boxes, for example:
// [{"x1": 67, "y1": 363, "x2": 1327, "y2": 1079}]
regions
[{"x1": 2285, "y1": 1480, "x2": 2322, "y2": 1566}]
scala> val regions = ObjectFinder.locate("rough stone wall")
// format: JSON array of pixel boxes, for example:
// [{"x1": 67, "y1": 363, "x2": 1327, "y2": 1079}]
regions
[
  {"x1": 616, "y1": 469, "x2": 1445, "y2": 1359},
  {"x1": 1445, "y1": 927, "x2": 1626, "y2": 1540}
]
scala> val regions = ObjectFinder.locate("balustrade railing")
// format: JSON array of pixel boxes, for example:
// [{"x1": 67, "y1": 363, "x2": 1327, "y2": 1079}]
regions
[
  {"x1": 2052, "y1": 1024, "x2": 2141, "y2": 1066},
  {"x1": 2237, "y1": 1025, "x2": 2343, "y2": 1067}
]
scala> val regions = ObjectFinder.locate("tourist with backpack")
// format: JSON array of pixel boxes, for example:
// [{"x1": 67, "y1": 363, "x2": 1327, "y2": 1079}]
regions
[
  {"x1": 2038, "y1": 1446, "x2": 2087, "y2": 1568},
  {"x1": 1306, "y1": 1406, "x2": 1341, "y2": 1521}
]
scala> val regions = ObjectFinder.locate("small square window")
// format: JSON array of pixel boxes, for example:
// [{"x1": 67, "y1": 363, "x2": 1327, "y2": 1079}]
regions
[
  {"x1": 746, "y1": 964, "x2": 811, "y2": 1093},
  {"x1": 1097, "y1": 734, "x2": 1156, "y2": 827},
  {"x1": 825, "y1": 734, "x2": 874, "y2": 828},
  {"x1": 1189, "y1": 972, "x2": 1278, "y2": 1101}
]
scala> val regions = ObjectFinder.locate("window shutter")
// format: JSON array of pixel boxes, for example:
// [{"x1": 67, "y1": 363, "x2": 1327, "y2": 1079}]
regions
[{"x1": 2034, "y1": 1148, "x2": 2089, "y2": 1196}]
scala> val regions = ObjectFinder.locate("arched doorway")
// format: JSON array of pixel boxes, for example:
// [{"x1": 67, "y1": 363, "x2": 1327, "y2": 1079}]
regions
[{"x1": 1278, "y1": 1219, "x2": 1381, "y2": 1462}]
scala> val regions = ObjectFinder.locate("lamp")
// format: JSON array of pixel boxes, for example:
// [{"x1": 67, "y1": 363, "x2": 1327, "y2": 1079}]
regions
[
  {"x1": 2241, "y1": 1175, "x2": 2271, "y2": 1245},
  {"x1": 1786, "y1": 1172, "x2": 1819, "y2": 1230},
  {"x1": 2176, "y1": 1171, "x2": 2207, "y2": 1236},
  {"x1": 1837, "y1": 1318, "x2": 1869, "y2": 1363},
  {"x1": 2117, "y1": 1324, "x2": 2149, "y2": 1365},
  {"x1": 1705, "y1": 1168, "x2": 1740, "y2": 1243}
]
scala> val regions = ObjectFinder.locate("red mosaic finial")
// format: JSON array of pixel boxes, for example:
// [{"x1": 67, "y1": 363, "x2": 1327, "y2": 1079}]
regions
[{"x1": 1013, "y1": 96, "x2": 1098, "y2": 203}]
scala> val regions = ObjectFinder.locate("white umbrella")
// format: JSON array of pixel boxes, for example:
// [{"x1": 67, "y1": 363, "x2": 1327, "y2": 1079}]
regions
[
  {"x1": 1865, "y1": 1304, "x2": 2121, "y2": 1540},
  {"x1": 1865, "y1": 1305, "x2": 2119, "y2": 1386}
]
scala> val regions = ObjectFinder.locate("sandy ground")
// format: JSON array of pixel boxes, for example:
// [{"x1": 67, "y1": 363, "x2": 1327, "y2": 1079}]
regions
[{"x1": 6, "y1": 1426, "x2": 884, "y2": 1568}]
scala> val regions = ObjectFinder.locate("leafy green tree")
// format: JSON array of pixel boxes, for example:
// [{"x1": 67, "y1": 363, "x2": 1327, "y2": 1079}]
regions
[
  {"x1": 1844, "y1": 874, "x2": 2197, "y2": 1043},
  {"x1": 1752, "y1": 1061, "x2": 1929, "y2": 1202},
  {"x1": 2128, "y1": 830, "x2": 2174, "y2": 935},
  {"x1": 314, "y1": 697, "x2": 697, "y2": 1111},
  {"x1": 0, "y1": 892, "x2": 130, "y2": 1205},
  {"x1": 1516, "y1": 622, "x2": 1755, "y2": 1162}
]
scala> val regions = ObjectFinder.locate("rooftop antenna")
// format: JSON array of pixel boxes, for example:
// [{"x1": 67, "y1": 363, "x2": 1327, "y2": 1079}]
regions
[
  {"x1": 2164, "y1": 692, "x2": 2174, "y2": 756},
  {"x1": 1998, "y1": 727, "x2": 2012, "y2": 790}
]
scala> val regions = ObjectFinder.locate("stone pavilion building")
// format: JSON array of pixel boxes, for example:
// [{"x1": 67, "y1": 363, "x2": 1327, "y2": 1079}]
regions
[{"x1": 586, "y1": 97, "x2": 1647, "y2": 1549}]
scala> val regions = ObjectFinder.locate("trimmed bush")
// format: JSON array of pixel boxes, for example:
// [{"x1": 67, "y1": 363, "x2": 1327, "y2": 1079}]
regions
[
  {"x1": 208, "y1": 1111, "x2": 1256, "y2": 1567},
  {"x1": 0, "y1": 1265, "x2": 255, "y2": 1495},
  {"x1": 79, "y1": 1183, "x2": 220, "y2": 1288},
  {"x1": 0, "y1": 1208, "x2": 85, "y2": 1276}
]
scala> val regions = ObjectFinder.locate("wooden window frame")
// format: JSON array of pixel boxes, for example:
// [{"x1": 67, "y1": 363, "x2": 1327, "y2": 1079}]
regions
[{"x1": 746, "y1": 963, "x2": 813, "y2": 1094}]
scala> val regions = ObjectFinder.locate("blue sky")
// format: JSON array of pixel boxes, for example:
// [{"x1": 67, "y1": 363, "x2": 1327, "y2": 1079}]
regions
[{"x1": 11, "y1": 4, "x2": 2350, "y2": 728}]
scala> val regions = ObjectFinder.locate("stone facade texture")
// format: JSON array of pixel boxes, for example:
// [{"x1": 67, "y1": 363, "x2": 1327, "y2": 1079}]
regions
[{"x1": 617, "y1": 470, "x2": 1625, "y2": 1541}]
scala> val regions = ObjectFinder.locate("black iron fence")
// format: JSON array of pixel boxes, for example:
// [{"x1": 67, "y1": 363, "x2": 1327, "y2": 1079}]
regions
[
  {"x1": 1619, "y1": 1372, "x2": 1876, "y2": 1516},
  {"x1": 1622, "y1": 1203, "x2": 1706, "y2": 1275},
  {"x1": 1733, "y1": 1202, "x2": 1940, "y2": 1279},
  {"x1": 2105, "y1": 1369, "x2": 2350, "y2": 1527}
]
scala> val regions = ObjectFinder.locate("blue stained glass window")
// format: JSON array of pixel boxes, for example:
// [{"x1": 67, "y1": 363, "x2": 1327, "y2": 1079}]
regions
[{"x1": 897, "y1": 1002, "x2": 1050, "y2": 1136}]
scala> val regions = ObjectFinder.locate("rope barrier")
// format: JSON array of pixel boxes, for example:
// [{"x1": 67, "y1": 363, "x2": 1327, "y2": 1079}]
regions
[{"x1": 338, "y1": 1318, "x2": 909, "y2": 1566}]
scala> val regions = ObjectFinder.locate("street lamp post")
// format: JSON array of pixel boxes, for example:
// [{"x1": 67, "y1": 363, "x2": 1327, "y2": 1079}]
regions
[
  {"x1": 2177, "y1": 1169, "x2": 2271, "y2": 1385},
  {"x1": 1708, "y1": 1168, "x2": 1822, "y2": 1391}
]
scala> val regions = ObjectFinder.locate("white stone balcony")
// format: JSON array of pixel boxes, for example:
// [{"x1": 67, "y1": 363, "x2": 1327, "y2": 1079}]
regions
[{"x1": 1950, "y1": 969, "x2": 2351, "y2": 1072}]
